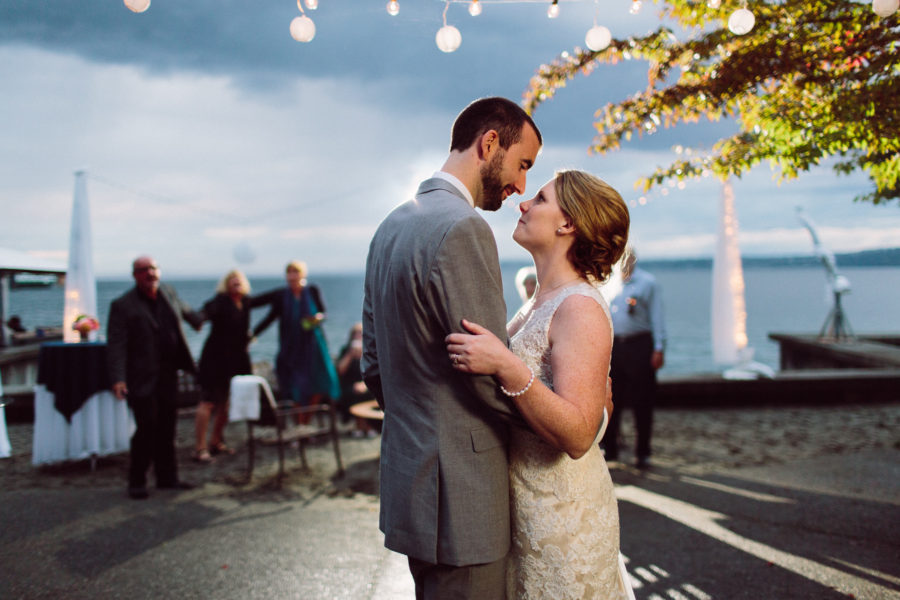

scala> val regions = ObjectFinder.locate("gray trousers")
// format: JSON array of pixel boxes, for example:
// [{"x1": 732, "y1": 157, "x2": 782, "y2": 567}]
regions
[{"x1": 408, "y1": 555, "x2": 507, "y2": 600}]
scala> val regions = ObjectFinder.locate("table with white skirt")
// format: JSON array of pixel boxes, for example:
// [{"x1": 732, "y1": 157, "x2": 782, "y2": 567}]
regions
[
  {"x1": 31, "y1": 341, "x2": 134, "y2": 467},
  {"x1": 32, "y1": 384, "x2": 133, "y2": 466},
  {"x1": 0, "y1": 374, "x2": 11, "y2": 459}
]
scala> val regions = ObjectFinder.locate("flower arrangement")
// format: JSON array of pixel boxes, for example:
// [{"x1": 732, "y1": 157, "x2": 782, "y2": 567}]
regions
[{"x1": 73, "y1": 314, "x2": 100, "y2": 339}]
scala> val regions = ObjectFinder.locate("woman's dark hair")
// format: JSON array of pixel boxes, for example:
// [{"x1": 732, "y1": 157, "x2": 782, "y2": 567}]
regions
[{"x1": 449, "y1": 97, "x2": 542, "y2": 152}]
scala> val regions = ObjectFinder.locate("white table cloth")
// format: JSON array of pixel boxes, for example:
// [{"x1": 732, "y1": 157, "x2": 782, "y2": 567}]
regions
[
  {"x1": 32, "y1": 384, "x2": 134, "y2": 465},
  {"x1": 0, "y1": 406, "x2": 10, "y2": 459},
  {"x1": 0, "y1": 374, "x2": 11, "y2": 458},
  {"x1": 228, "y1": 375, "x2": 266, "y2": 422}
]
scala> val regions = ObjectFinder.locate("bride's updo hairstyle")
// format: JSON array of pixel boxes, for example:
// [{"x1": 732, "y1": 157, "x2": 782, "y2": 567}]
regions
[{"x1": 554, "y1": 170, "x2": 630, "y2": 284}]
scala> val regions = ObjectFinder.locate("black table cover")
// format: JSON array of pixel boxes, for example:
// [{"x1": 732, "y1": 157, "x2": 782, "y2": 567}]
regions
[{"x1": 36, "y1": 342, "x2": 110, "y2": 422}]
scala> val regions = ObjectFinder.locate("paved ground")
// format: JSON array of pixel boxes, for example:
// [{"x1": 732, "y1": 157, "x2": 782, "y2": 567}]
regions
[{"x1": 1, "y1": 403, "x2": 899, "y2": 599}]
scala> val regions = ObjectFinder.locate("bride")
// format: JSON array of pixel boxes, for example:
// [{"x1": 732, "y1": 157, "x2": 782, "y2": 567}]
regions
[{"x1": 446, "y1": 169, "x2": 633, "y2": 599}]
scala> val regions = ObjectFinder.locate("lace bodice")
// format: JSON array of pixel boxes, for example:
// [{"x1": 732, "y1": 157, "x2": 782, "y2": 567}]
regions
[
  {"x1": 505, "y1": 282, "x2": 626, "y2": 599},
  {"x1": 509, "y1": 281, "x2": 613, "y2": 395}
]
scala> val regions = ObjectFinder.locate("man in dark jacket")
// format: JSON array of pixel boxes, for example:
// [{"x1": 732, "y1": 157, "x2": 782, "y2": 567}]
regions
[{"x1": 107, "y1": 255, "x2": 202, "y2": 499}]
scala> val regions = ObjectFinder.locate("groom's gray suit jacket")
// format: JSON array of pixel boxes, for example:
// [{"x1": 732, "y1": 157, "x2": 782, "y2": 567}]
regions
[{"x1": 362, "y1": 177, "x2": 522, "y2": 566}]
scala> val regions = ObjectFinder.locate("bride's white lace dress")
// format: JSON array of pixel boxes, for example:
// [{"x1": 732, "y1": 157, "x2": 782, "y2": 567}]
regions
[{"x1": 506, "y1": 282, "x2": 629, "y2": 599}]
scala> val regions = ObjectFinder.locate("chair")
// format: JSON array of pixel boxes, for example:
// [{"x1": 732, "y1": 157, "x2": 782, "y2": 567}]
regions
[
  {"x1": 230, "y1": 375, "x2": 344, "y2": 487},
  {"x1": 175, "y1": 369, "x2": 205, "y2": 409}
]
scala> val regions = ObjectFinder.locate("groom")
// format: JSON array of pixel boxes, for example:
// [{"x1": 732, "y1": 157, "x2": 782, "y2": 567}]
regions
[{"x1": 362, "y1": 97, "x2": 542, "y2": 598}]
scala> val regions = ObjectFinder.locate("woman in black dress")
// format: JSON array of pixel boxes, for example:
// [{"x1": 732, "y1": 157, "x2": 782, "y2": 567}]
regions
[{"x1": 194, "y1": 269, "x2": 256, "y2": 462}]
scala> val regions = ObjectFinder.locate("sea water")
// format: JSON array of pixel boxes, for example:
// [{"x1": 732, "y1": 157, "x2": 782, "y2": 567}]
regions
[{"x1": 8, "y1": 264, "x2": 900, "y2": 375}]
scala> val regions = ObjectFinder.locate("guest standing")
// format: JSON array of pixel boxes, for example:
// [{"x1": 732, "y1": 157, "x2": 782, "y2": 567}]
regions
[
  {"x1": 513, "y1": 265, "x2": 537, "y2": 303},
  {"x1": 107, "y1": 256, "x2": 203, "y2": 499},
  {"x1": 194, "y1": 269, "x2": 258, "y2": 463},
  {"x1": 253, "y1": 261, "x2": 339, "y2": 419},
  {"x1": 335, "y1": 323, "x2": 377, "y2": 438},
  {"x1": 601, "y1": 246, "x2": 667, "y2": 468}
]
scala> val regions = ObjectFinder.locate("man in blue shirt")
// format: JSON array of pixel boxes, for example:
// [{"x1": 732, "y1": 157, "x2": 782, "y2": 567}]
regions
[{"x1": 602, "y1": 247, "x2": 666, "y2": 468}]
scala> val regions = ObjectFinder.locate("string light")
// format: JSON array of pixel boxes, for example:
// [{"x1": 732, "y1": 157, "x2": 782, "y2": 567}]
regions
[
  {"x1": 248, "y1": 0, "x2": 891, "y2": 52},
  {"x1": 727, "y1": 7, "x2": 755, "y2": 35},
  {"x1": 123, "y1": 0, "x2": 150, "y2": 13},
  {"x1": 873, "y1": 0, "x2": 899, "y2": 17},
  {"x1": 436, "y1": 1, "x2": 462, "y2": 52},
  {"x1": 290, "y1": 6, "x2": 316, "y2": 43},
  {"x1": 547, "y1": 0, "x2": 560, "y2": 19},
  {"x1": 585, "y1": 25, "x2": 612, "y2": 51}
]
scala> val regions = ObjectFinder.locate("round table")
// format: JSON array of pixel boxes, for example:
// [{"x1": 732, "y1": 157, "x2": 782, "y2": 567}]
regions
[{"x1": 349, "y1": 399, "x2": 383, "y2": 422}]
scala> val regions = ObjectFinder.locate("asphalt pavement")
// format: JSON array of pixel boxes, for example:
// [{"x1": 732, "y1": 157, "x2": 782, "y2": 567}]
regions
[{"x1": 1, "y1": 405, "x2": 898, "y2": 599}]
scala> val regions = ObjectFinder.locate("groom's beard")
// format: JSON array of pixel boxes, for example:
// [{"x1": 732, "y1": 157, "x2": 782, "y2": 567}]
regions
[{"x1": 479, "y1": 151, "x2": 506, "y2": 212}]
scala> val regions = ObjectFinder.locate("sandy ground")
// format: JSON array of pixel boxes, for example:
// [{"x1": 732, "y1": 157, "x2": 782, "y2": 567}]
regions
[{"x1": 3, "y1": 402, "x2": 899, "y2": 494}]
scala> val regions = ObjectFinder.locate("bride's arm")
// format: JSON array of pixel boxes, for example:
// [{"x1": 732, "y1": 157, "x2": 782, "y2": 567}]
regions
[{"x1": 445, "y1": 296, "x2": 610, "y2": 459}]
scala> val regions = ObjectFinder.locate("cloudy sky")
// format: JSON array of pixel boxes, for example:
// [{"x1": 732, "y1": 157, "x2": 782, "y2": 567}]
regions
[{"x1": 2, "y1": 0, "x2": 897, "y2": 277}]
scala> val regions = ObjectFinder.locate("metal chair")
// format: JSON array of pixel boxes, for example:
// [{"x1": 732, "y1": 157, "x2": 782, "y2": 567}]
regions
[{"x1": 232, "y1": 375, "x2": 344, "y2": 487}]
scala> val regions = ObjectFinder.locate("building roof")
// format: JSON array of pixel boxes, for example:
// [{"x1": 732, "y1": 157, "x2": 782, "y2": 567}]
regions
[{"x1": 0, "y1": 247, "x2": 66, "y2": 275}]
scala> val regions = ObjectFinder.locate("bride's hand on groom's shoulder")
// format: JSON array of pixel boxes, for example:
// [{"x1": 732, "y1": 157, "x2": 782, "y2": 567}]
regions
[{"x1": 444, "y1": 319, "x2": 510, "y2": 376}]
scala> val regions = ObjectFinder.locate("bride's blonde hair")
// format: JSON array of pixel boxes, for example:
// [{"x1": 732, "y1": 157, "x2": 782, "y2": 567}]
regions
[{"x1": 554, "y1": 170, "x2": 630, "y2": 283}]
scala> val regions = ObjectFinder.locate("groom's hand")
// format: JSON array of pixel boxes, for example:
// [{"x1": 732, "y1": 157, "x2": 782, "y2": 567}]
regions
[{"x1": 605, "y1": 376, "x2": 613, "y2": 417}]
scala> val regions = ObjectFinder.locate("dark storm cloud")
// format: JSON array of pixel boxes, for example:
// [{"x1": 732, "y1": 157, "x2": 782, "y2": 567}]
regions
[{"x1": 0, "y1": 0, "x2": 672, "y2": 142}]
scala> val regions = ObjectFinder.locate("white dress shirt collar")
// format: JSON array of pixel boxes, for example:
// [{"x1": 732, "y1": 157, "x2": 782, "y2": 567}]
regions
[{"x1": 432, "y1": 171, "x2": 474, "y2": 208}]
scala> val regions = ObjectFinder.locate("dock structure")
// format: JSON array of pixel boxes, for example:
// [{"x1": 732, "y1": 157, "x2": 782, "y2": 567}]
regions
[
  {"x1": 768, "y1": 333, "x2": 900, "y2": 370},
  {"x1": 657, "y1": 333, "x2": 900, "y2": 407}
]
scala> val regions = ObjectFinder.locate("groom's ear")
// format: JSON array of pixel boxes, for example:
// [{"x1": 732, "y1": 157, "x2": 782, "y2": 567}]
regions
[{"x1": 478, "y1": 130, "x2": 500, "y2": 160}]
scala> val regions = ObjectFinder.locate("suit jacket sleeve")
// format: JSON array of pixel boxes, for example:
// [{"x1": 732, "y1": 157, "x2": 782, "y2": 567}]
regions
[
  {"x1": 250, "y1": 288, "x2": 282, "y2": 337},
  {"x1": 361, "y1": 249, "x2": 383, "y2": 407},
  {"x1": 162, "y1": 284, "x2": 203, "y2": 330},
  {"x1": 106, "y1": 297, "x2": 128, "y2": 385},
  {"x1": 310, "y1": 285, "x2": 326, "y2": 314},
  {"x1": 431, "y1": 215, "x2": 524, "y2": 425}
]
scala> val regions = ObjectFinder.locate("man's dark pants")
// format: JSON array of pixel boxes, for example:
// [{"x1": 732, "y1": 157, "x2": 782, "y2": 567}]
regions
[
  {"x1": 408, "y1": 555, "x2": 507, "y2": 600},
  {"x1": 603, "y1": 332, "x2": 656, "y2": 461},
  {"x1": 127, "y1": 368, "x2": 179, "y2": 488}
]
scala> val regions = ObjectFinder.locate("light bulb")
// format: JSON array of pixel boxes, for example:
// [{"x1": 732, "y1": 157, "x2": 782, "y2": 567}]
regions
[
  {"x1": 290, "y1": 15, "x2": 316, "y2": 42},
  {"x1": 629, "y1": 0, "x2": 642, "y2": 15},
  {"x1": 123, "y1": 0, "x2": 150, "y2": 13},
  {"x1": 585, "y1": 25, "x2": 612, "y2": 51},
  {"x1": 727, "y1": 8, "x2": 755, "y2": 35},
  {"x1": 873, "y1": 0, "x2": 899, "y2": 17},
  {"x1": 547, "y1": 0, "x2": 560, "y2": 19},
  {"x1": 435, "y1": 25, "x2": 462, "y2": 53},
  {"x1": 469, "y1": 0, "x2": 482, "y2": 17},
  {"x1": 386, "y1": 0, "x2": 399, "y2": 16},
  {"x1": 302, "y1": 0, "x2": 318, "y2": 9}
]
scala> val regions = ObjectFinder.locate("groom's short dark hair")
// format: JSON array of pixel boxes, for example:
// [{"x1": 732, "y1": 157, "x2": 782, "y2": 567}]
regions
[{"x1": 450, "y1": 97, "x2": 542, "y2": 153}]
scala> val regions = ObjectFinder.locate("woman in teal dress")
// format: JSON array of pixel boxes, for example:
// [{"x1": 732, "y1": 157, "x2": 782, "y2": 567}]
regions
[{"x1": 252, "y1": 260, "x2": 339, "y2": 418}]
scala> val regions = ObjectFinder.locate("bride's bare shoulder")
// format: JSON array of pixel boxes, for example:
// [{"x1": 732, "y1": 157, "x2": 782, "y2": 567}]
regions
[{"x1": 552, "y1": 294, "x2": 609, "y2": 335}]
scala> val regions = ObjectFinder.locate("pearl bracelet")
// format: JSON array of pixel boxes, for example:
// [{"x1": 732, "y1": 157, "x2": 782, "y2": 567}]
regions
[{"x1": 500, "y1": 366, "x2": 535, "y2": 397}]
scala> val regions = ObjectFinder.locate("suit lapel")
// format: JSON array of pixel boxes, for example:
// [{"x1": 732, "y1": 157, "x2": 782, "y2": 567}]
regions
[{"x1": 131, "y1": 288, "x2": 160, "y2": 330}]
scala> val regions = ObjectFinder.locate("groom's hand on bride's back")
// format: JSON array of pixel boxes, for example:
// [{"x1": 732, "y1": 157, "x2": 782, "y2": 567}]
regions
[{"x1": 606, "y1": 376, "x2": 614, "y2": 417}]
